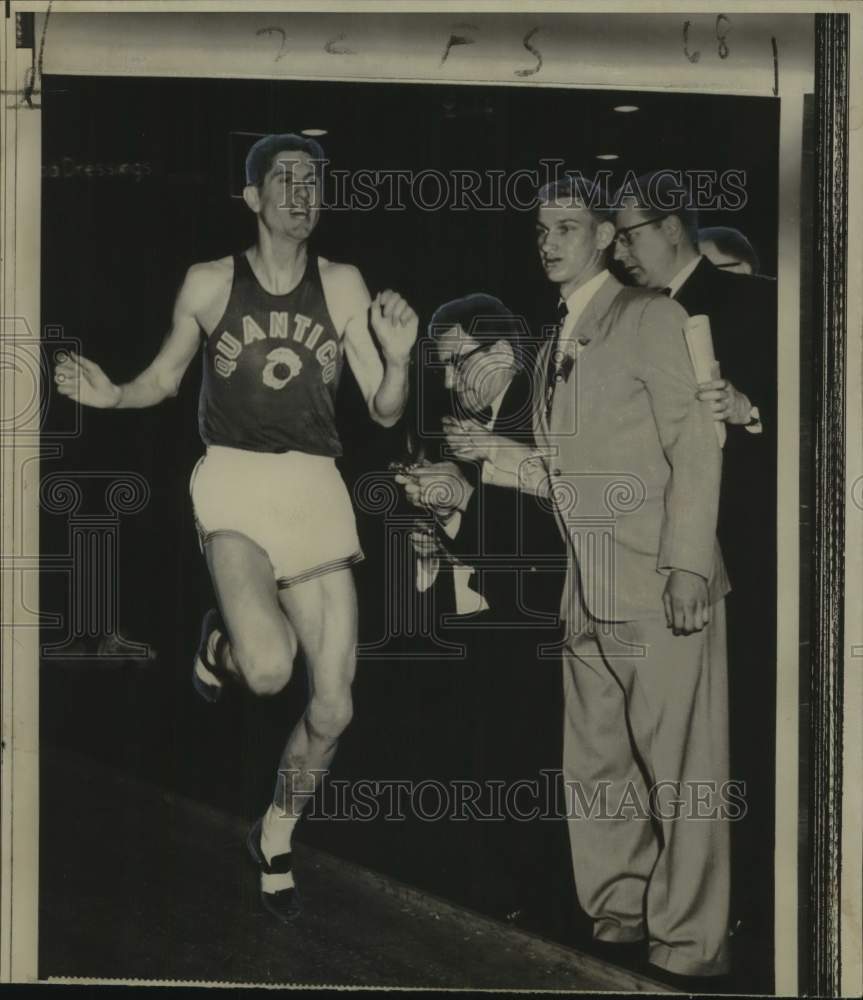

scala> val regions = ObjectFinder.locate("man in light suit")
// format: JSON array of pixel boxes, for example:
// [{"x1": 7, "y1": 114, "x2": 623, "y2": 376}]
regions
[{"x1": 447, "y1": 177, "x2": 731, "y2": 980}]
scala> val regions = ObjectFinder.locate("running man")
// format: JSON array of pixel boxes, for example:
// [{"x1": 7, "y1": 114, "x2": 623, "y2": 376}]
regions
[{"x1": 54, "y1": 133, "x2": 418, "y2": 922}]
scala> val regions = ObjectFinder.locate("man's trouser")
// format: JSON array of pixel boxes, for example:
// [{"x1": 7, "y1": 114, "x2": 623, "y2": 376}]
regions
[{"x1": 561, "y1": 601, "x2": 730, "y2": 977}]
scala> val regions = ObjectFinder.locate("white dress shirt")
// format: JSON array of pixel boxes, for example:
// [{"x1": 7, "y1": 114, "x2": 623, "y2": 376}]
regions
[
  {"x1": 559, "y1": 268, "x2": 612, "y2": 341},
  {"x1": 664, "y1": 254, "x2": 703, "y2": 299}
]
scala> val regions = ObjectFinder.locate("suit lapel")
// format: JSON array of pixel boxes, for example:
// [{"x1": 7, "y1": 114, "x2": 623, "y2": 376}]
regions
[
  {"x1": 548, "y1": 273, "x2": 623, "y2": 433},
  {"x1": 673, "y1": 256, "x2": 712, "y2": 314},
  {"x1": 573, "y1": 272, "x2": 624, "y2": 349},
  {"x1": 534, "y1": 339, "x2": 555, "y2": 444}
]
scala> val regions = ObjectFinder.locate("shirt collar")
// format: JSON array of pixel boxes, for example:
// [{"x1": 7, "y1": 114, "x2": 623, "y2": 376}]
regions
[
  {"x1": 561, "y1": 269, "x2": 611, "y2": 322},
  {"x1": 665, "y1": 254, "x2": 703, "y2": 298}
]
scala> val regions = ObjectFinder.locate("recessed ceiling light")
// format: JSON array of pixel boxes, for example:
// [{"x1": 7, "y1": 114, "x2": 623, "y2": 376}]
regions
[
  {"x1": 596, "y1": 153, "x2": 619, "y2": 161},
  {"x1": 613, "y1": 105, "x2": 640, "y2": 113},
  {"x1": 301, "y1": 128, "x2": 328, "y2": 137}
]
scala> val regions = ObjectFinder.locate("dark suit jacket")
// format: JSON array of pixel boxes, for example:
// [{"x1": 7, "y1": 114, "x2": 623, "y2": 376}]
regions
[
  {"x1": 437, "y1": 367, "x2": 566, "y2": 625},
  {"x1": 673, "y1": 257, "x2": 777, "y2": 584},
  {"x1": 674, "y1": 256, "x2": 776, "y2": 430}
]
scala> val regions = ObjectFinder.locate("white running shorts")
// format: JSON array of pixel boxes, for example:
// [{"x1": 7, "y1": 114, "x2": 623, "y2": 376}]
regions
[{"x1": 190, "y1": 445, "x2": 364, "y2": 589}]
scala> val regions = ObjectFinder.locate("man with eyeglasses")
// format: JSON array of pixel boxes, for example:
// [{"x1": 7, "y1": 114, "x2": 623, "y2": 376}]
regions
[
  {"x1": 396, "y1": 293, "x2": 567, "y2": 922},
  {"x1": 613, "y1": 171, "x2": 777, "y2": 974},
  {"x1": 612, "y1": 172, "x2": 773, "y2": 436},
  {"x1": 445, "y1": 177, "x2": 732, "y2": 984}
]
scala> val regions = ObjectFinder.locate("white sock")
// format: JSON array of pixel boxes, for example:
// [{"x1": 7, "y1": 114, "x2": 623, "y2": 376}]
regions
[
  {"x1": 260, "y1": 802, "x2": 299, "y2": 864},
  {"x1": 195, "y1": 629, "x2": 223, "y2": 686}
]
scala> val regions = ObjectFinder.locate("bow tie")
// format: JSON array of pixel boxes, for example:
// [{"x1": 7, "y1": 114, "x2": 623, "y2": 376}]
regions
[{"x1": 661, "y1": 287, "x2": 672, "y2": 297}]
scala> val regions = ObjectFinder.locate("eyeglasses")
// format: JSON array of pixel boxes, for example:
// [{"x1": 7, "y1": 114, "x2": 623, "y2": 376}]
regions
[
  {"x1": 613, "y1": 215, "x2": 667, "y2": 249},
  {"x1": 446, "y1": 342, "x2": 493, "y2": 374}
]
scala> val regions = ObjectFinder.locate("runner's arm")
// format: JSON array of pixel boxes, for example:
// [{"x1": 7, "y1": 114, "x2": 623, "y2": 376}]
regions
[
  {"x1": 336, "y1": 266, "x2": 417, "y2": 427},
  {"x1": 54, "y1": 265, "x2": 209, "y2": 409}
]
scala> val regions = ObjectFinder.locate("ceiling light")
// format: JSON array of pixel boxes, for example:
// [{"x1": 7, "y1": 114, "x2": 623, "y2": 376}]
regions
[
  {"x1": 613, "y1": 105, "x2": 640, "y2": 113},
  {"x1": 596, "y1": 153, "x2": 619, "y2": 161},
  {"x1": 301, "y1": 128, "x2": 328, "y2": 137}
]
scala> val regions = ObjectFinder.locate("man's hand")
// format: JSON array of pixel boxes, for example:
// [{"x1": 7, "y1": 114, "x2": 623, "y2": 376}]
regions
[
  {"x1": 54, "y1": 351, "x2": 121, "y2": 409},
  {"x1": 442, "y1": 416, "x2": 497, "y2": 461},
  {"x1": 370, "y1": 289, "x2": 418, "y2": 366},
  {"x1": 696, "y1": 378, "x2": 753, "y2": 424},
  {"x1": 662, "y1": 569, "x2": 710, "y2": 635},
  {"x1": 395, "y1": 461, "x2": 472, "y2": 516}
]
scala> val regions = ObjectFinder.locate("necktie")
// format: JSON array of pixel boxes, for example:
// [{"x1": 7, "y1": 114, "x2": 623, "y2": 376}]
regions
[{"x1": 545, "y1": 299, "x2": 569, "y2": 420}]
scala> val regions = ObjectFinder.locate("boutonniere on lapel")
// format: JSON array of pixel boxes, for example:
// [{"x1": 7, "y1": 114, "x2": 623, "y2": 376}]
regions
[
  {"x1": 559, "y1": 353, "x2": 576, "y2": 383},
  {"x1": 556, "y1": 336, "x2": 590, "y2": 383}
]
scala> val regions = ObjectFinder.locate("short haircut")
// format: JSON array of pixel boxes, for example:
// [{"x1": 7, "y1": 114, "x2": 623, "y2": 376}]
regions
[
  {"x1": 620, "y1": 171, "x2": 700, "y2": 248},
  {"x1": 536, "y1": 174, "x2": 614, "y2": 227},
  {"x1": 698, "y1": 226, "x2": 760, "y2": 274},
  {"x1": 244, "y1": 133, "x2": 325, "y2": 188},
  {"x1": 428, "y1": 293, "x2": 526, "y2": 346}
]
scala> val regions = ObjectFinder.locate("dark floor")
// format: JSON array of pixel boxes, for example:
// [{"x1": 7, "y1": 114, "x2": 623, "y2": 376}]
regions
[
  {"x1": 38, "y1": 641, "x2": 582, "y2": 941},
  {"x1": 39, "y1": 642, "x2": 776, "y2": 993},
  {"x1": 40, "y1": 747, "x2": 673, "y2": 992}
]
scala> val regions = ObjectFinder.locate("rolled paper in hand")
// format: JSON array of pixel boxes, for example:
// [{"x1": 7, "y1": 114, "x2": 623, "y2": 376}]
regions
[{"x1": 684, "y1": 314, "x2": 726, "y2": 448}]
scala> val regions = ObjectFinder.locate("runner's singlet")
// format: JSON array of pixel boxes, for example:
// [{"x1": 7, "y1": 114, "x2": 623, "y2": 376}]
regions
[{"x1": 199, "y1": 253, "x2": 344, "y2": 456}]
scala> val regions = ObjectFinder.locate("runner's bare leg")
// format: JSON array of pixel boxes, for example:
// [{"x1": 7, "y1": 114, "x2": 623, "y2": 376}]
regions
[
  {"x1": 262, "y1": 568, "x2": 357, "y2": 857},
  {"x1": 203, "y1": 541, "x2": 356, "y2": 857},
  {"x1": 203, "y1": 534, "x2": 297, "y2": 693}
]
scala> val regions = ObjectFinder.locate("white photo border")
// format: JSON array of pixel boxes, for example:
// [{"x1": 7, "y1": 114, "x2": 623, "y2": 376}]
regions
[{"x1": 0, "y1": 3, "x2": 858, "y2": 997}]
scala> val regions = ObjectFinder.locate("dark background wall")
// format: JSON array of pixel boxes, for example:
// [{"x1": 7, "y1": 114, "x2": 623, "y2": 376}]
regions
[{"x1": 38, "y1": 74, "x2": 779, "y2": 985}]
